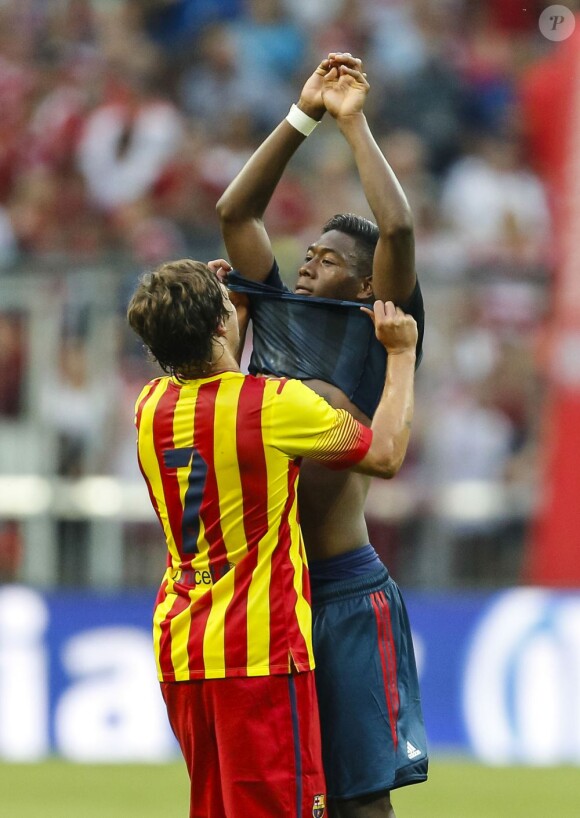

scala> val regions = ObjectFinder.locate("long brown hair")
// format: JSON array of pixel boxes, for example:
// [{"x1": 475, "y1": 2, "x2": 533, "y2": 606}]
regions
[{"x1": 127, "y1": 259, "x2": 229, "y2": 378}]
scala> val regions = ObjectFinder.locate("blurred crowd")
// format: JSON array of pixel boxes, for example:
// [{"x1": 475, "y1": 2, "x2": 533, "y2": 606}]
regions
[
  {"x1": 0, "y1": 0, "x2": 567, "y2": 587},
  {"x1": 0, "y1": 0, "x2": 560, "y2": 269}
]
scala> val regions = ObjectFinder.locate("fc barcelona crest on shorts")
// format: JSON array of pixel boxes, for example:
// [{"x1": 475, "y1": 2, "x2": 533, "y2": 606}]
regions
[{"x1": 312, "y1": 793, "x2": 326, "y2": 817}]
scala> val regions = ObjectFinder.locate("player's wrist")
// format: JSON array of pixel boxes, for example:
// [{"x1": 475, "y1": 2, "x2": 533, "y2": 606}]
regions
[
  {"x1": 337, "y1": 111, "x2": 367, "y2": 129},
  {"x1": 385, "y1": 347, "x2": 416, "y2": 362},
  {"x1": 286, "y1": 103, "x2": 322, "y2": 136},
  {"x1": 296, "y1": 96, "x2": 325, "y2": 121}
]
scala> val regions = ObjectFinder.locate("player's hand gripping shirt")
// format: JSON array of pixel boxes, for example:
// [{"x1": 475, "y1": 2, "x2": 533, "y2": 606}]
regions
[{"x1": 135, "y1": 371, "x2": 372, "y2": 681}]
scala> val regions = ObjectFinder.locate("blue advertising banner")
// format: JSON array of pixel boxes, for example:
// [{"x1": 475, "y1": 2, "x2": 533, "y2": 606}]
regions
[{"x1": 1, "y1": 585, "x2": 579, "y2": 763}]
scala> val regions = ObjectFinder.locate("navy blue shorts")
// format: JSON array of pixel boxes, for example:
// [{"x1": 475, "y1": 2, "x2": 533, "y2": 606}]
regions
[{"x1": 311, "y1": 565, "x2": 428, "y2": 800}]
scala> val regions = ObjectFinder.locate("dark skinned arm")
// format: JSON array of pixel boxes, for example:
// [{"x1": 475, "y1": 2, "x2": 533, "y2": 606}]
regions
[
  {"x1": 216, "y1": 121, "x2": 304, "y2": 280},
  {"x1": 216, "y1": 55, "x2": 357, "y2": 281},
  {"x1": 322, "y1": 63, "x2": 416, "y2": 304}
]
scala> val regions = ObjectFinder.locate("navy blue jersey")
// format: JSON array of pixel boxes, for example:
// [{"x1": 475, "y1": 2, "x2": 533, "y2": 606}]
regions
[{"x1": 227, "y1": 263, "x2": 424, "y2": 419}]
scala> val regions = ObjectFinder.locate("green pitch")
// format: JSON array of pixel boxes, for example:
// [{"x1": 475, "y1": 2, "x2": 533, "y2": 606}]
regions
[
  {"x1": 1, "y1": 757, "x2": 579, "y2": 817},
  {"x1": 396, "y1": 758, "x2": 580, "y2": 818}
]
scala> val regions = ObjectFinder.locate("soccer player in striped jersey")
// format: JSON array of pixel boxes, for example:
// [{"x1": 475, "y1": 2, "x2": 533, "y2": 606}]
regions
[
  {"x1": 127, "y1": 259, "x2": 417, "y2": 818},
  {"x1": 216, "y1": 54, "x2": 427, "y2": 817}
]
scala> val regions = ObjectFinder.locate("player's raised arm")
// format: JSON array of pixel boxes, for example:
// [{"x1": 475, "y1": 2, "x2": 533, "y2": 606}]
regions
[
  {"x1": 216, "y1": 58, "x2": 334, "y2": 281},
  {"x1": 322, "y1": 54, "x2": 416, "y2": 305}
]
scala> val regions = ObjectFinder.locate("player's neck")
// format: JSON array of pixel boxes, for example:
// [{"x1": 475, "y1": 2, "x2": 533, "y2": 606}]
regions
[
  {"x1": 176, "y1": 345, "x2": 240, "y2": 380},
  {"x1": 207, "y1": 342, "x2": 241, "y2": 376}
]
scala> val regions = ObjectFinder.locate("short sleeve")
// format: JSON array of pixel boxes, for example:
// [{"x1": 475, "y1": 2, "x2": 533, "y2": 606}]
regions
[
  {"x1": 263, "y1": 378, "x2": 372, "y2": 469},
  {"x1": 262, "y1": 260, "x2": 287, "y2": 291},
  {"x1": 398, "y1": 279, "x2": 425, "y2": 369}
]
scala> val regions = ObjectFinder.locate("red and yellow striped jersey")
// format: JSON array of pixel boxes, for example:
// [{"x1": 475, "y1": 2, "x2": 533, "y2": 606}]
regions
[{"x1": 135, "y1": 371, "x2": 372, "y2": 681}]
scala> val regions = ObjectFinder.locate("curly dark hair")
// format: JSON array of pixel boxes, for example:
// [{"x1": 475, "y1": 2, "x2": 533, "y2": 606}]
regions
[
  {"x1": 322, "y1": 213, "x2": 379, "y2": 279},
  {"x1": 127, "y1": 259, "x2": 229, "y2": 378}
]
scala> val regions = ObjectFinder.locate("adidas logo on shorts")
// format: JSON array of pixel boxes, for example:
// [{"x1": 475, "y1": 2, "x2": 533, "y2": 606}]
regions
[{"x1": 406, "y1": 740, "x2": 422, "y2": 759}]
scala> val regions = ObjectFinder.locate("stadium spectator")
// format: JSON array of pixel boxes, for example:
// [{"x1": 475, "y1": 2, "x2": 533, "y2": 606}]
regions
[
  {"x1": 440, "y1": 130, "x2": 551, "y2": 267},
  {"x1": 39, "y1": 336, "x2": 109, "y2": 476},
  {"x1": 227, "y1": 0, "x2": 307, "y2": 116},
  {"x1": 77, "y1": 69, "x2": 185, "y2": 213},
  {"x1": 137, "y1": 0, "x2": 242, "y2": 53},
  {"x1": 0, "y1": 313, "x2": 25, "y2": 417},
  {"x1": 178, "y1": 23, "x2": 272, "y2": 134},
  {"x1": 0, "y1": 205, "x2": 17, "y2": 267}
]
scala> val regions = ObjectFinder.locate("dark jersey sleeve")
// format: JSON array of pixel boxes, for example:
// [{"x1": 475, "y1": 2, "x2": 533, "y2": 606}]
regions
[
  {"x1": 226, "y1": 262, "x2": 288, "y2": 294},
  {"x1": 398, "y1": 280, "x2": 425, "y2": 369},
  {"x1": 262, "y1": 262, "x2": 287, "y2": 291}
]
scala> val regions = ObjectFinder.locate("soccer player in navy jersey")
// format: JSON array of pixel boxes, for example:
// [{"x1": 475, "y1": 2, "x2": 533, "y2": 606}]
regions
[
  {"x1": 216, "y1": 54, "x2": 428, "y2": 818},
  {"x1": 127, "y1": 259, "x2": 418, "y2": 818}
]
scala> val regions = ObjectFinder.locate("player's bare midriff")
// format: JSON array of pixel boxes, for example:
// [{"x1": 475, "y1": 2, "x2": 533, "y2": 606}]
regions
[{"x1": 298, "y1": 378, "x2": 372, "y2": 562}]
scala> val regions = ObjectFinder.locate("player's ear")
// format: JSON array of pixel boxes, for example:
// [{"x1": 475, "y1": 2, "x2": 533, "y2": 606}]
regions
[{"x1": 356, "y1": 275, "x2": 373, "y2": 300}]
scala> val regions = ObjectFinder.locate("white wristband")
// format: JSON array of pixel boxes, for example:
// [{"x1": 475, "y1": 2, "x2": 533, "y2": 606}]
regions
[{"x1": 285, "y1": 104, "x2": 319, "y2": 137}]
